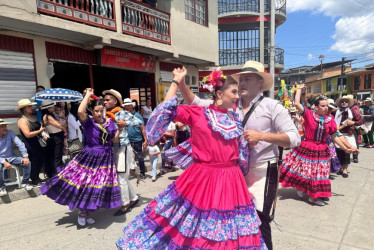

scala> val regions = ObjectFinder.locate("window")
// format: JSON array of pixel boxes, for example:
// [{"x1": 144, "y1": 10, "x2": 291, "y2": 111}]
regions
[
  {"x1": 364, "y1": 74, "x2": 371, "y2": 89},
  {"x1": 219, "y1": 29, "x2": 260, "y2": 66},
  {"x1": 326, "y1": 79, "x2": 332, "y2": 92},
  {"x1": 185, "y1": 75, "x2": 190, "y2": 85},
  {"x1": 313, "y1": 83, "x2": 321, "y2": 94},
  {"x1": 354, "y1": 76, "x2": 361, "y2": 90},
  {"x1": 185, "y1": 0, "x2": 207, "y2": 26},
  {"x1": 307, "y1": 85, "x2": 312, "y2": 93}
]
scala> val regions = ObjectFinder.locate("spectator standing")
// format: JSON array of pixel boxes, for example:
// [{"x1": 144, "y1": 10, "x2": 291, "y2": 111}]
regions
[
  {"x1": 41, "y1": 100, "x2": 65, "y2": 178},
  {"x1": 123, "y1": 98, "x2": 147, "y2": 179},
  {"x1": 334, "y1": 95, "x2": 360, "y2": 178},
  {"x1": 0, "y1": 119, "x2": 33, "y2": 196},
  {"x1": 347, "y1": 95, "x2": 362, "y2": 163},
  {"x1": 140, "y1": 98, "x2": 152, "y2": 125},
  {"x1": 17, "y1": 99, "x2": 47, "y2": 186},
  {"x1": 361, "y1": 98, "x2": 374, "y2": 147},
  {"x1": 148, "y1": 142, "x2": 161, "y2": 182},
  {"x1": 160, "y1": 122, "x2": 176, "y2": 174},
  {"x1": 35, "y1": 85, "x2": 45, "y2": 122}
]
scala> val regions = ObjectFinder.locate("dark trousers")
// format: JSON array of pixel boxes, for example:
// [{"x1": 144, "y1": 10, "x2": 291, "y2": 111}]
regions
[
  {"x1": 363, "y1": 124, "x2": 374, "y2": 145},
  {"x1": 257, "y1": 162, "x2": 279, "y2": 250},
  {"x1": 353, "y1": 130, "x2": 359, "y2": 160},
  {"x1": 131, "y1": 141, "x2": 146, "y2": 175},
  {"x1": 25, "y1": 141, "x2": 45, "y2": 184},
  {"x1": 45, "y1": 131, "x2": 64, "y2": 178}
]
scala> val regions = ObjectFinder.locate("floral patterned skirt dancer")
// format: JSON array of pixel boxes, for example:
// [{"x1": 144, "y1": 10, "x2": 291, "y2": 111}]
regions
[{"x1": 116, "y1": 95, "x2": 266, "y2": 249}]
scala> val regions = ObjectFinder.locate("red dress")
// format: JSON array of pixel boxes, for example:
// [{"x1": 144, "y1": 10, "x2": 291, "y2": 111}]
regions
[
  {"x1": 279, "y1": 108, "x2": 337, "y2": 199},
  {"x1": 116, "y1": 96, "x2": 266, "y2": 249}
]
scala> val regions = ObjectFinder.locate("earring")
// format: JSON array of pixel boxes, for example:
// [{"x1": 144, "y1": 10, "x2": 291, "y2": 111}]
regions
[{"x1": 217, "y1": 99, "x2": 223, "y2": 106}]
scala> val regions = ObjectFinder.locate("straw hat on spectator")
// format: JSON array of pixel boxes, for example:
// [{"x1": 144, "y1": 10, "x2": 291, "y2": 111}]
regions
[
  {"x1": 122, "y1": 98, "x2": 136, "y2": 107},
  {"x1": 0, "y1": 119, "x2": 10, "y2": 125},
  {"x1": 102, "y1": 89, "x2": 123, "y2": 106},
  {"x1": 327, "y1": 99, "x2": 338, "y2": 110},
  {"x1": 364, "y1": 97, "x2": 373, "y2": 104},
  {"x1": 335, "y1": 95, "x2": 354, "y2": 107},
  {"x1": 15, "y1": 99, "x2": 37, "y2": 111},
  {"x1": 41, "y1": 100, "x2": 55, "y2": 110}
]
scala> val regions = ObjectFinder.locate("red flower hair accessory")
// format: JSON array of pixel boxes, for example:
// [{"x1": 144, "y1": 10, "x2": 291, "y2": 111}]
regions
[{"x1": 202, "y1": 67, "x2": 227, "y2": 93}]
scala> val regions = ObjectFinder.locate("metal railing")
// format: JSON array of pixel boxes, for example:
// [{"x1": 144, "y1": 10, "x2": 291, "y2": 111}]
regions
[
  {"x1": 264, "y1": 47, "x2": 284, "y2": 65},
  {"x1": 121, "y1": 0, "x2": 171, "y2": 44},
  {"x1": 219, "y1": 47, "x2": 260, "y2": 66},
  {"x1": 220, "y1": 47, "x2": 284, "y2": 66},
  {"x1": 37, "y1": 0, "x2": 116, "y2": 30},
  {"x1": 218, "y1": 0, "x2": 260, "y2": 15},
  {"x1": 218, "y1": 0, "x2": 286, "y2": 16}
]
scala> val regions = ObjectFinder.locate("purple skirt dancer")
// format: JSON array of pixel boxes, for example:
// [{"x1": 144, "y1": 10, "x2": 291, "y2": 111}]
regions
[
  {"x1": 41, "y1": 117, "x2": 121, "y2": 211},
  {"x1": 326, "y1": 135, "x2": 341, "y2": 172}
]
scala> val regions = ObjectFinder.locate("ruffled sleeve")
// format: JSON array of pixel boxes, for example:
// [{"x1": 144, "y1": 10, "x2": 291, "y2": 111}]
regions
[
  {"x1": 146, "y1": 96, "x2": 178, "y2": 145},
  {"x1": 165, "y1": 138, "x2": 195, "y2": 170},
  {"x1": 238, "y1": 137, "x2": 250, "y2": 176}
]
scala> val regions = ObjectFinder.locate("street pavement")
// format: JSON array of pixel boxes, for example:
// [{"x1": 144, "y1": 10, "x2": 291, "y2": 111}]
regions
[{"x1": 0, "y1": 148, "x2": 373, "y2": 249}]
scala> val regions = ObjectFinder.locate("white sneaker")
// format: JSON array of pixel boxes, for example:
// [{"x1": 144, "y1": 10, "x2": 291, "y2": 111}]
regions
[
  {"x1": 152, "y1": 176, "x2": 156, "y2": 182},
  {"x1": 78, "y1": 216, "x2": 86, "y2": 226},
  {"x1": 86, "y1": 217, "x2": 95, "y2": 225},
  {"x1": 0, "y1": 187, "x2": 7, "y2": 197},
  {"x1": 21, "y1": 183, "x2": 33, "y2": 191},
  {"x1": 297, "y1": 190, "x2": 304, "y2": 198},
  {"x1": 309, "y1": 197, "x2": 325, "y2": 206}
]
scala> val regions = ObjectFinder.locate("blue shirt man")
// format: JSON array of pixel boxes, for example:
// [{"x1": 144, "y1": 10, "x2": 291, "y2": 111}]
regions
[{"x1": 0, "y1": 119, "x2": 32, "y2": 196}]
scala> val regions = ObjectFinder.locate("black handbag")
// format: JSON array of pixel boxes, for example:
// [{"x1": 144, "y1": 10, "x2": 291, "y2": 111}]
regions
[{"x1": 37, "y1": 135, "x2": 47, "y2": 147}]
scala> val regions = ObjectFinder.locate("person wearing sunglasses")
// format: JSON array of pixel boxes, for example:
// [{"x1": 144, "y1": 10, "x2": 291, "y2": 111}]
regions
[{"x1": 334, "y1": 95, "x2": 361, "y2": 178}]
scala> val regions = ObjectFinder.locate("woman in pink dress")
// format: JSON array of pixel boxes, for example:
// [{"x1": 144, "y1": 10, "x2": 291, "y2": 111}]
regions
[
  {"x1": 116, "y1": 68, "x2": 266, "y2": 249},
  {"x1": 280, "y1": 84, "x2": 357, "y2": 206}
]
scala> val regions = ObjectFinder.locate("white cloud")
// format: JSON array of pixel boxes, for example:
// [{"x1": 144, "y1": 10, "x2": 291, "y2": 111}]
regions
[
  {"x1": 307, "y1": 53, "x2": 313, "y2": 60},
  {"x1": 287, "y1": 0, "x2": 374, "y2": 58}
]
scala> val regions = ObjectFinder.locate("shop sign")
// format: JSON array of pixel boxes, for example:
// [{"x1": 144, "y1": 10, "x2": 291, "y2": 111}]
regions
[
  {"x1": 158, "y1": 82, "x2": 189, "y2": 103},
  {"x1": 101, "y1": 47, "x2": 155, "y2": 72}
]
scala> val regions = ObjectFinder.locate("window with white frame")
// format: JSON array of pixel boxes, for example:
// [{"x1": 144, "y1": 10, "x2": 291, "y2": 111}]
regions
[
  {"x1": 185, "y1": 0, "x2": 207, "y2": 26},
  {"x1": 364, "y1": 74, "x2": 371, "y2": 89}
]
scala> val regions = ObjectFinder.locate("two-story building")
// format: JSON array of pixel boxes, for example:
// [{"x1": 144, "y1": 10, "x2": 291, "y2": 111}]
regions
[
  {"x1": 199, "y1": 0, "x2": 287, "y2": 93},
  {"x1": 305, "y1": 60, "x2": 353, "y2": 99},
  {"x1": 0, "y1": 0, "x2": 218, "y2": 122},
  {"x1": 346, "y1": 63, "x2": 374, "y2": 100}
]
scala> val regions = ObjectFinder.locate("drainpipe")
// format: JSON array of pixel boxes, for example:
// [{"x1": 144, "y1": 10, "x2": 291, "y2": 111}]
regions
[{"x1": 269, "y1": 0, "x2": 275, "y2": 98}]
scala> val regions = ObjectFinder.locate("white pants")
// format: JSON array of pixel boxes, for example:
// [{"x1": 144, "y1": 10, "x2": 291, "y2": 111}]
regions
[
  {"x1": 113, "y1": 146, "x2": 138, "y2": 206},
  {"x1": 244, "y1": 160, "x2": 278, "y2": 213}
]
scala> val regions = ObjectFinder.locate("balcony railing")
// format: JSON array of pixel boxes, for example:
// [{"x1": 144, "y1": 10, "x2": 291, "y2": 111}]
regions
[
  {"x1": 219, "y1": 47, "x2": 284, "y2": 66},
  {"x1": 121, "y1": 0, "x2": 171, "y2": 44},
  {"x1": 219, "y1": 48, "x2": 260, "y2": 66},
  {"x1": 37, "y1": 0, "x2": 116, "y2": 31},
  {"x1": 218, "y1": 0, "x2": 286, "y2": 16},
  {"x1": 218, "y1": 0, "x2": 260, "y2": 15},
  {"x1": 264, "y1": 47, "x2": 284, "y2": 65}
]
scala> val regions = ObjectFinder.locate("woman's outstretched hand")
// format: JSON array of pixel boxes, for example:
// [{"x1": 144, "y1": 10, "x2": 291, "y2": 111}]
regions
[{"x1": 172, "y1": 67, "x2": 187, "y2": 84}]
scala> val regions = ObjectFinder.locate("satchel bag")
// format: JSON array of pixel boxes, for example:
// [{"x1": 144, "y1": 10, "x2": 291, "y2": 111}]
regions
[{"x1": 68, "y1": 136, "x2": 83, "y2": 155}]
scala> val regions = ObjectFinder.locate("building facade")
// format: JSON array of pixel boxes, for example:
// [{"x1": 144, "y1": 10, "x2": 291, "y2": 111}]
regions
[
  {"x1": 347, "y1": 64, "x2": 374, "y2": 100},
  {"x1": 199, "y1": 0, "x2": 286, "y2": 92},
  {"x1": 0, "y1": 0, "x2": 218, "y2": 122}
]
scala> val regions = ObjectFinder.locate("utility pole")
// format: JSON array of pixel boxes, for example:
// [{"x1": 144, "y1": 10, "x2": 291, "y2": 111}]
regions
[
  {"x1": 339, "y1": 57, "x2": 346, "y2": 98},
  {"x1": 269, "y1": 0, "x2": 275, "y2": 98}
]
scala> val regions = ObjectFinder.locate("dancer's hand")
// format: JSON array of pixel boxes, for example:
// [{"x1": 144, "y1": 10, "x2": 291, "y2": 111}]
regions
[
  {"x1": 172, "y1": 67, "x2": 187, "y2": 84},
  {"x1": 85, "y1": 88, "x2": 94, "y2": 97},
  {"x1": 244, "y1": 130, "x2": 263, "y2": 148}
]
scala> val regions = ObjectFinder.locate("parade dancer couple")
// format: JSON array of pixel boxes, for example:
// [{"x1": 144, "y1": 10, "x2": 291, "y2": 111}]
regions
[
  {"x1": 41, "y1": 88, "x2": 142, "y2": 225},
  {"x1": 117, "y1": 60, "x2": 300, "y2": 249}
]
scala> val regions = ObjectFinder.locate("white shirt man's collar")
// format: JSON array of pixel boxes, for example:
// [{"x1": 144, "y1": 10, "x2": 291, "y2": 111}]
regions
[{"x1": 238, "y1": 93, "x2": 262, "y2": 110}]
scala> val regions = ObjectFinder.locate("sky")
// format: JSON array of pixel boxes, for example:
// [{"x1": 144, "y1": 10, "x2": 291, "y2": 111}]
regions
[{"x1": 276, "y1": 0, "x2": 374, "y2": 70}]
